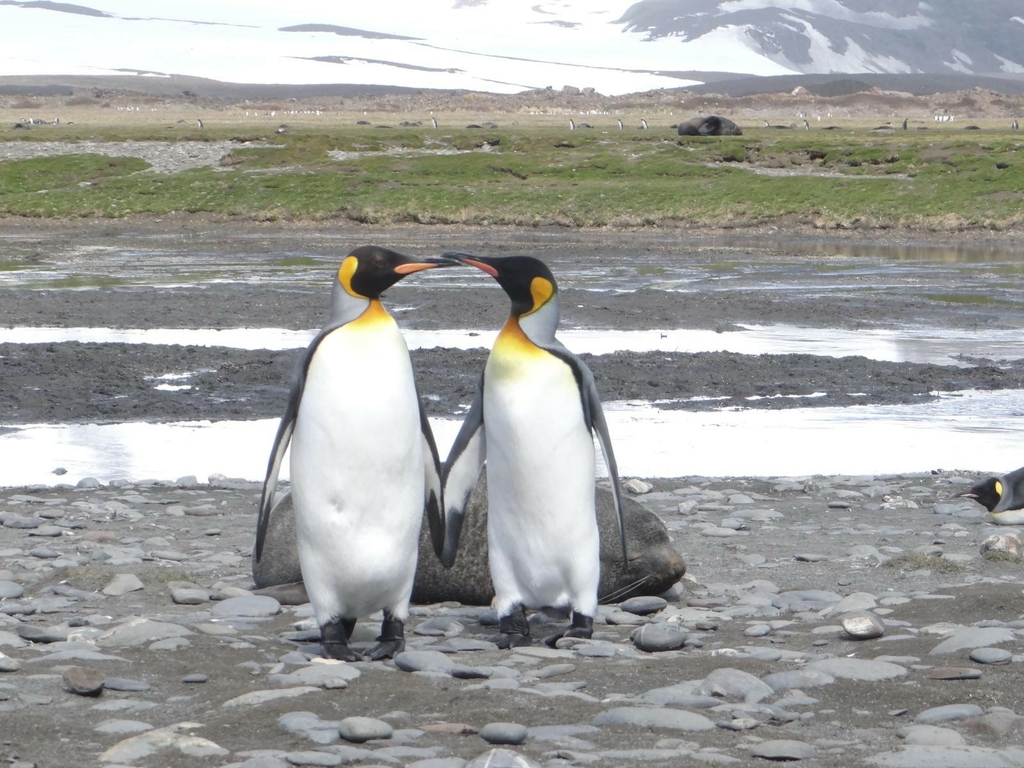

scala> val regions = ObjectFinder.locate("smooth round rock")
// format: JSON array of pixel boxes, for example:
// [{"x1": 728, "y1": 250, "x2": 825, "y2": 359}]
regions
[
  {"x1": 63, "y1": 666, "x2": 106, "y2": 696},
  {"x1": 842, "y1": 612, "x2": 885, "y2": 640},
  {"x1": 338, "y1": 716, "x2": 393, "y2": 743},
  {"x1": 0, "y1": 656, "x2": 23, "y2": 673},
  {"x1": 480, "y1": 722, "x2": 528, "y2": 745},
  {"x1": 750, "y1": 740, "x2": 817, "y2": 760},
  {"x1": 210, "y1": 595, "x2": 281, "y2": 618},
  {"x1": 394, "y1": 650, "x2": 457, "y2": 674},
  {"x1": 914, "y1": 704, "x2": 985, "y2": 725},
  {"x1": 171, "y1": 588, "x2": 210, "y2": 605},
  {"x1": 619, "y1": 596, "x2": 668, "y2": 615},
  {"x1": 593, "y1": 707, "x2": 715, "y2": 732},
  {"x1": 0, "y1": 581, "x2": 24, "y2": 600},
  {"x1": 632, "y1": 623, "x2": 687, "y2": 653},
  {"x1": 182, "y1": 674, "x2": 208, "y2": 683},
  {"x1": 970, "y1": 647, "x2": 1012, "y2": 665}
]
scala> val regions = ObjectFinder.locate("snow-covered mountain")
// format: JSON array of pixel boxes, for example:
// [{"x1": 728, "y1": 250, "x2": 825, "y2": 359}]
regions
[
  {"x1": 619, "y1": 0, "x2": 1024, "y2": 78},
  {"x1": 0, "y1": 0, "x2": 1021, "y2": 95}
]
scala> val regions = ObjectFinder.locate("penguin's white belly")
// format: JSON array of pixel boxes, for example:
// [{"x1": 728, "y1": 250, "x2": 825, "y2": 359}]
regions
[
  {"x1": 483, "y1": 350, "x2": 599, "y2": 612},
  {"x1": 290, "y1": 324, "x2": 423, "y2": 622}
]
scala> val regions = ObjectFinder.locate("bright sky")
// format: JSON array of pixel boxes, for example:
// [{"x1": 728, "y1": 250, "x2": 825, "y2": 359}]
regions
[{"x1": 0, "y1": 0, "x2": 794, "y2": 93}]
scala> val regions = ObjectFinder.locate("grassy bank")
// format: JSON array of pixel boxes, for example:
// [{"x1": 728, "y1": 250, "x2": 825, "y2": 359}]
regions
[{"x1": 2, "y1": 119, "x2": 1022, "y2": 230}]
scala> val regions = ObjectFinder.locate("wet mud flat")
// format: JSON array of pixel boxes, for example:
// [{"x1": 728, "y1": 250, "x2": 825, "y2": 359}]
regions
[{"x1": 2, "y1": 219, "x2": 1024, "y2": 766}]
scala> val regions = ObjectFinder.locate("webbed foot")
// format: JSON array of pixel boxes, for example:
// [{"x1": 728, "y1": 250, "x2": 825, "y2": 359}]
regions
[
  {"x1": 321, "y1": 617, "x2": 360, "y2": 661},
  {"x1": 544, "y1": 612, "x2": 594, "y2": 648},
  {"x1": 496, "y1": 603, "x2": 532, "y2": 649},
  {"x1": 366, "y1": 612, "x2": 405, "y2": 661}
]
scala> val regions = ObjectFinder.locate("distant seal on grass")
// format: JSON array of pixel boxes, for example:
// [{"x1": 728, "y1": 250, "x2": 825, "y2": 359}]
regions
[
  {"x1": 253, "y1": 474, "x2": 687, "y2": 606},
  {"x1": 677, "y1": 116, "x2": 742, "y2": 137}
]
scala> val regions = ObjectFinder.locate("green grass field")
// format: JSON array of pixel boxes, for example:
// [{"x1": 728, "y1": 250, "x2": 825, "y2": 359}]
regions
[{"x1": 2, "y1": 118, "x2": 1022, "y2": 230}]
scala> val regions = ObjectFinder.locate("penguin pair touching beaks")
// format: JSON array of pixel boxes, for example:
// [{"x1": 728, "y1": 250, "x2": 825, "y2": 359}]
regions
[
  {"x1": 956, "y1": 465, "x2": 1024, "y2": 525},
  {"x1": 256, "y1": 246, "x2": 627, "y2": 661}
]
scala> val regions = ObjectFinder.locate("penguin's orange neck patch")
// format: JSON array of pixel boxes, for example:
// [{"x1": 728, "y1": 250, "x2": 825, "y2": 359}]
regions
[
  {"x1": 493, "y1": 316, "x2": 543, "y2": 357},
  {"x1": 352, "y1": 298, "x2": 392, "y2": 327}
]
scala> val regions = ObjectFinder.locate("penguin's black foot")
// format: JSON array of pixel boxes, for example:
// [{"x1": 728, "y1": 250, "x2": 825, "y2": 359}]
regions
[
  {"x1": 321, "y1": 617, "x2": 361, "y2": 661},
  {"x1": 544, "y1": 613, "x2": 594, "y2": 648},
  {"x1": 496, "y1": 603, "x2": 531, "y2": 649},
  {"x1": 367, "y1": 612, "x2": 405, "y2": 661},
  {"x1": 322, "y1": 641, "x2": 363, "y2": 662},
  {"x1": 367, "y1": 638, "x2": 405, "y2": 661},
  {"x1": 496, "y1": 632, "x2": 533, "y2": 649}
]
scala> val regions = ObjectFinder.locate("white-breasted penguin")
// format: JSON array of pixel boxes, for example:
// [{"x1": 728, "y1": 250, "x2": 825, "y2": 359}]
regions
[
  {"x1": 256, "y1": 245, "x2": 452, "y2": 661},
  {"x1": 956, "y1": 465, "x2": 1024, "y2": 525},
  {"x1": 440, "y1": 253, "x2": 627, "y2": 648}
]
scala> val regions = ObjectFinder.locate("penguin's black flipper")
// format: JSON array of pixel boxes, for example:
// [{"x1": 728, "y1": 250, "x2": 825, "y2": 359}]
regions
[
  {"x1": 579, "y1": 368, "x2": 628, "y2": 568},
  {"x1": 255, "y1": 378, "x2": 301, "y2": 562},
  {"x1": 545, "y1": 344, "x2": 629, "y2": 569},
  {"x1": 256, "y1": 331, "x2": 329, "y2": 562},
  {"x1": 440, "y1": 376, "x2": 487, "y2": 568},
  {"x1": 418, "y1": 392, "x2": 446, "y2": 560}
]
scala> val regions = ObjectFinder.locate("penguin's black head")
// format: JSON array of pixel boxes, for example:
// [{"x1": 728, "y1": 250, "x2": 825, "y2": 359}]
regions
[
  {"x1": 338, "y1": 246, "x2": 455, "y2": 299},
  {"x1": 955, "y1": 477, "x2": 1001, "y2": 512},
  {"x1": 445, "y1": 252, "x2": 558, "y2": 317}
]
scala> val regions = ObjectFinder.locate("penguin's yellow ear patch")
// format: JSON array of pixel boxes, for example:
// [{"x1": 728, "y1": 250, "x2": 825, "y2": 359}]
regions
[
  {"x1": 529, "y1": 277, "x2": 554, "y2": 313},
  {"x1": 995, "y1": 480, "x2": 1003, "y2": 498},
  {"x1": 338, "y1": 255, "x2": 361, "y2": 297}
]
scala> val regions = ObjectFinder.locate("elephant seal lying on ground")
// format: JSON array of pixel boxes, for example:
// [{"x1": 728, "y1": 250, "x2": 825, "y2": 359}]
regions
[
  {"x1": 253, "y1": 474, "x2": 687, "y2": 606},
  {"x1": 677, "y1": 115, "x2": 742, "y2": 136}
]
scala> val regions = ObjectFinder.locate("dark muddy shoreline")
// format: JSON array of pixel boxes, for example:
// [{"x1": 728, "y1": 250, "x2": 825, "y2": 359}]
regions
[{"x1": 3, "y1": 343, "x2": 1024, "y2": 425}]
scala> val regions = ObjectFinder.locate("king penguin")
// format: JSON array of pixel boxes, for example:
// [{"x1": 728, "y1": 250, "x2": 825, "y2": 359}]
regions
[
  {"x1": 256, "y1": 245, "x2": 452, "y2": 661},
  {"x1": 440, "y1": 253, "x2": 628, "y2": 648},
  {"x1": 956, "y1": 465, "x2": 1024, "y2": 525}
]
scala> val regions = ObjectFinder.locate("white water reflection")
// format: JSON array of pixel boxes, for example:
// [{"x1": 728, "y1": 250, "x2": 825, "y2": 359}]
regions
[
  {"x1": 2, "y1": 325, "x2": 1022, "y2": 365},
  {"x1": 3, "y1": 390, "x2": 1023, "y2": 487}
]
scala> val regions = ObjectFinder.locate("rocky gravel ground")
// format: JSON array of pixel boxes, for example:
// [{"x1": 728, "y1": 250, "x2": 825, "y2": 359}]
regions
[{"x1": 2, "y1": 471, "x2": 1024, "y2": 768}]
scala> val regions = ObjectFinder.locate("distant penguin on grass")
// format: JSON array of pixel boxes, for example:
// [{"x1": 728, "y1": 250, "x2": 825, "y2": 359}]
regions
[
  {"x1": 256, "y1": 246, "x2": 453, "y2": 661},
  {"x1": 956, "y1": 466, "x2": 1024, "y2": 525},
  {"x1": 440, "y1": 253, "x2": 628, "y2": 649}
]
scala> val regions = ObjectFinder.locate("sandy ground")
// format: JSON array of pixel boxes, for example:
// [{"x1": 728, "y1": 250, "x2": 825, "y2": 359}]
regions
[{"x1": 1, "y1": 219, "x2": 1024, "y2": 768}]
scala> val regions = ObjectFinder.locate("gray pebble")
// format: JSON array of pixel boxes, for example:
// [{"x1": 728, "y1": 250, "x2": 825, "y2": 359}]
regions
[
  {"x1": 970, "y1": 647, "x2": 1012, "y2": 665},
  {"x1": 102, "y1": 573, "x2": 145, "y2": 596},
  {"x1": 210, "y1": 595, "x2": 281, "y2": 618},
  {"x1": 763, "y1": 670, "x2": 835, "y2": 691},
  {"x1": 804, "y1": 657, "x2": 907, "y2": 681},
  {"x1": 479, "y1": 722, "x2": 528, "y2": 745},
  {"x1": 0, "y1": 655, "x2": 22, "y2": 672},
  {"x1": 593, "y1": 707, "x2": 715, "y2": 731},
  {"x1": 693, "y1": 667, "x2": 774, "y2": 702},
  {"x1": 619, "y1": 596, "x2": 668, "y2": 615},
  {"x1": 750, "y1": 739, "x2": 817, "y2": 760},
  {"x1": 183, "y1": 673, "x2": 208, "y2": 683},
  {"x1": 0, "y1": 581, "x2": 24, "y2": 600},
  {"x1": 284, "y1": 751, "x2": 342, "y2": 767},
  {"x1": 898, "y1": 724, "x2": 965, "y2": 746},
  {"x1": 337, "y1": 716, "x2": 393, "y2": 743},
  {"x1": 930, "y1": 627, "x2": 1015, "y2": 655},
  {"x1": 393, "y1": 650, "x2": 457, "y2": 674},
  {"x1": 104, "y1": 677, "x2": 150, "y2": 692},
  {"x1": 93, "y1": 719, "x2": 154, "y2": 735},
  {"x1": 171, "y1": 587, "x2": 210, "y2": 605},
  {"x1": 632, "y1": 623, "x2": 687, "y2": 653},
  {"x1": 914, "y1": 704, "x2": 985, "y2": 725},
  {"x1": 63, "y1": 665, "x2": 106, "y2": 696},
  {"x1": 278, "y1": 712, "x2": 340, "y2": 745},
  {"x1": 842, "y1": 612, "x2": 885, "y2": 640}
]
